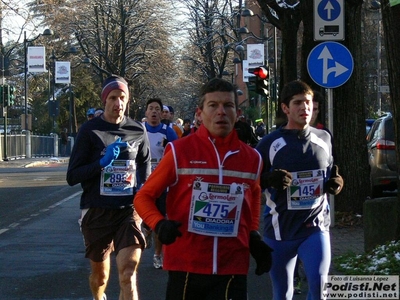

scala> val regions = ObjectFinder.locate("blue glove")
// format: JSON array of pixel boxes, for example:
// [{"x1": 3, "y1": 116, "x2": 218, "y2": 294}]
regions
[{"x1": 99, "y1": 138, "x2": 128, "y2": 167}]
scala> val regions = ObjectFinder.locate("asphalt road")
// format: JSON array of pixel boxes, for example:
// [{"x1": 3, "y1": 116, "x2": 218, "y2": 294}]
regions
[{"x1": 0, "y1": 163, "x2": 308, "y2": 299}]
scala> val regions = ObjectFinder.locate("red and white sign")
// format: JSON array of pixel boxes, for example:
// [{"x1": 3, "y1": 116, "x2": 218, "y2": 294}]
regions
[{"x1": 27, "y1": 46, "x2": 46, "y2": 73}]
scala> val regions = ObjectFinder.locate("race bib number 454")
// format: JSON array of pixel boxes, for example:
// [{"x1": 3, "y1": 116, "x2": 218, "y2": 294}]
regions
[{"x1": 188, "y1": 181, "x2": 244, "y2": 237}]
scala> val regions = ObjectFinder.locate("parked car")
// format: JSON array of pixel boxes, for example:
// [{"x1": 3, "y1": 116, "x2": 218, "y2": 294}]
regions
[
  {"x1": 366, "y1": 113, "x2": 397, "y2": 197},
  {"x1": 365, "y1": 119, "x2": 375, "y2": 134}
]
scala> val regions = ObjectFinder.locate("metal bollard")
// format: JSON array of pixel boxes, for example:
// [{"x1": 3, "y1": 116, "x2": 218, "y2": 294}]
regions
[
  {"x1": 25, "y1": 130, "x2": 31, "y2": 158},
  {"x1": 51, "y1": 133, "x2": 58, "y2": 157},
  {"x1": 68, "y1": 136, "x2": 74, "y2": 156}
]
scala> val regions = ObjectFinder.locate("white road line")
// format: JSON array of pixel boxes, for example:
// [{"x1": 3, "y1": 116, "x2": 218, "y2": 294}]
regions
[
  {"x1": 0, "y1": 229, "x2": 9, "y2": 235},
  {"x1": 0, "y1": 191, "x2": 82, "y2": 236}
]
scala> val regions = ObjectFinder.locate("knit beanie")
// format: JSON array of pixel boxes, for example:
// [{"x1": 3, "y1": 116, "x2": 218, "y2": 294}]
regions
[{"x1": 101, "y1": 75, "x2": 129, "y2": 105}]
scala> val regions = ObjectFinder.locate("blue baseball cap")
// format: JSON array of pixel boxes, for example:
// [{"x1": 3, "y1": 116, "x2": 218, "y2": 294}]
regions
[{"x1": 87, "y1": 108, "x2": 95, "y2": 116}]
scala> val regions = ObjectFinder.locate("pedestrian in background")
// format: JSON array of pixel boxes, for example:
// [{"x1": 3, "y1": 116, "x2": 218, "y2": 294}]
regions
[
  {"x1": 255, "y1": 119, "x2": 266, "y2": 138},
  {"x1": 161, "y1": 105, "x2": 183, "y2": 138},
  {"x1": 256, "y1": 80, "x2": 343, "y2": 300},
  {"x1": 60, "y1": 128, "x2": 68, "y2": 157},
  {"x1": 87, "y1": 108, "x2": 95, "y2": 121},
  {"x1": 234, "y1": 109, "x2": 259, "y2": 147},
  {"x1": 134, "y1": 77, "x2": 272, "y2": 300},
  {"x1": 181, "y1": 118, "x2": 191, "y2": 137},
  {"x1": 67, "y1": 75, "x2": 151, "y2": 300},
  {"x1": 94, "y1": 108, "x2": 104, "y2": 118},
  {"x1": 142, "y1": 97, "x2": 178, "y2": 269}
]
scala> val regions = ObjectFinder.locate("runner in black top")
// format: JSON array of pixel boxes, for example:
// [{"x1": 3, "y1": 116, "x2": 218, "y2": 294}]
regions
[{"x1": 67, "y1": 75, "x2": 151, "y2": 300}]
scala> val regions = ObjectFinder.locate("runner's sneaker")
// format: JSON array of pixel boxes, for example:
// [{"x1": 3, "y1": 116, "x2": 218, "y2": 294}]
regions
[
  {"x1": 153, "y1": 255, "x2": 163, "y2": 269},
  {"x1": 93, "y1": 293, "x2": 107, "y2": 300},
  {"x1": 294, "y1": 276, "x2": 302, "y2": 295},
  {"x1": 142, "y1": 226, "x2": 153, "y2": 249}
]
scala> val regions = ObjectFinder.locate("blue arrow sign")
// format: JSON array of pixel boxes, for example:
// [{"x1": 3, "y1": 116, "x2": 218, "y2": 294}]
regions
[
  {"x1": 307, "y1": 42, "x2": 353, "y2": 88},
  {"x1": 318, "y1": 0, "x2": 341, "y2": 21}
]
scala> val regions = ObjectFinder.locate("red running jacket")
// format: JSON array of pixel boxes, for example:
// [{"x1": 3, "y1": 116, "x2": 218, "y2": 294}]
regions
[{"x1": 134, "y1": 125, "x2": 262, "y2": 275}]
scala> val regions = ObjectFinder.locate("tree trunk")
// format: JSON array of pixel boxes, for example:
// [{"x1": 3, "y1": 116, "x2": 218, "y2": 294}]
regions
[
  {"x1": 380, "y1": 0, "x2": 400, "y2": 239},
  {"x1": 332, "y1": 0, "x2": 370, "y2": 213},
  {"x1": 275, "y1": 10, "x2": 302, "y2": 126},
  {"x1": 300, "y1": 0, "x2": 369, "y2": 213}
]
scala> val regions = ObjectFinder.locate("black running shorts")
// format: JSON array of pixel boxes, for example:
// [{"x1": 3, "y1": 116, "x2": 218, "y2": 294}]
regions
[
  {"x1": 166, "y1": 271, "x2": 247, "y2": 300},
  {"x1": 80, "y1": 206, "x2": 145, "y2": 262}
]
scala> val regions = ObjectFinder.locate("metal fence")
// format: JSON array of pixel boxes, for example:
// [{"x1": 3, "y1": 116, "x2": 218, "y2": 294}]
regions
[{"x1": 0, "y1": 133, "x2": 73, "y2": 161}]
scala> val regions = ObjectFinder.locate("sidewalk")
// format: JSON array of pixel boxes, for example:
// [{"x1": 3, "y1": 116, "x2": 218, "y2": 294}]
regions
[{"x1": 329, "y1": 212, "x2": 364, "y2": 275}]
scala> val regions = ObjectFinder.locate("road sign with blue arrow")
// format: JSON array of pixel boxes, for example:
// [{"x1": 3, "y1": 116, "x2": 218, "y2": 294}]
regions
[
  {"x1": 307, "y1": 41, "x2": 353, "y2": 88},
  {"x1": 314, "y1": 0, "x2": 344, "y2": 41}
]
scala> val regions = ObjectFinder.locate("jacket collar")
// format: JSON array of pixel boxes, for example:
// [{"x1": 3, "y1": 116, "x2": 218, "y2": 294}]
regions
[{"x1": 196, "y1": 124, "x2": 241, "y2": 151}]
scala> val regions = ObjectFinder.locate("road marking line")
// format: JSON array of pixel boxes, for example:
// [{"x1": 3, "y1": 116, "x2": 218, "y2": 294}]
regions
[
  {"x1": 0, "y1": 229, "x2": 9, "y2": 235},
  {"x1": 3, "y1": 191, "x2": 82, "y2": 235}
]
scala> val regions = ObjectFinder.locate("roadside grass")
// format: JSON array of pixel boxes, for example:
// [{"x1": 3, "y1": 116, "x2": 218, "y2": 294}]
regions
[{"x1": 333, "y1": 240, "x2": 400, "y2": 275}]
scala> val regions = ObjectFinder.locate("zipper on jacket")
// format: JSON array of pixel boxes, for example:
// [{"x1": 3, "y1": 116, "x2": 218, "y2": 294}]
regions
[{"x1": 208, "y1": 137, "x2": 239, "y2": 274}]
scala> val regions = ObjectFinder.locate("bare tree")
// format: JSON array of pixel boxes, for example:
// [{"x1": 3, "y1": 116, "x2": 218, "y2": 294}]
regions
[
  {"x1": 179, "y1": 0, "x2": 247, "y2": 81},
  {"x1": 25, "y1": 0, "x2": 180, "y2": 122}
]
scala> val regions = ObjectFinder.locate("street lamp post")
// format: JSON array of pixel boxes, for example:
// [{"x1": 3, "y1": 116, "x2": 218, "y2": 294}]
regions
[{"x1": 24, "y1": 29, "x2": 53, "y2": 158}]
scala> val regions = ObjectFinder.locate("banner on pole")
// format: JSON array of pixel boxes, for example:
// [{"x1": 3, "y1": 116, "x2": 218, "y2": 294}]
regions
[
  {"x1": 246, "y1": 44, "x2": 264, "y2": 66},
  {"x1": 55, "y1": 61, "x2": 71, "y2": 84},
  {"x1": 27, "y1": 47, "x2": 46, "y2": 73}
]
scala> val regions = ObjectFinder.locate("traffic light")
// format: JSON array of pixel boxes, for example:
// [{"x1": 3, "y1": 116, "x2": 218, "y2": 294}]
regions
[
  {"x1": 8, "y1": 85, "x2": 15, "y2": 106},
  {"x1": 3, "y1": 85, "x2": 9, "y2": 106},
  {"x1": 0, "y1": 85, "x2": 3, "y2": 106},
  {"x1": 250, "y1": 66, "x2": 269, "y2": 97},
  {"x1": 2, "y1": 85, "x2": 16, "y2": 106}
]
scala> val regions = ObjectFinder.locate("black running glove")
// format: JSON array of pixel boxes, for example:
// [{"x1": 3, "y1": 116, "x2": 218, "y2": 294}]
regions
[
  {"x1": 162, "y1": 138, "x2": 169, "y2": 148},
  {"x1": 264, "y1": 169, "x2": 292, "y2": 190},
  {"x1": 155, "y1": 220, "x2": 182, "y2": 245},
  {"x1": 249, "y1": 231, "x2": 273, "y2": 275},
  {"x1": 325, "y1": 165, "x2": 344, "y2": 195}
]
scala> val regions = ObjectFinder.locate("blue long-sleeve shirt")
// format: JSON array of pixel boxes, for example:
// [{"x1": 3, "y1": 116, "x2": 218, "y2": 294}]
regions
[{"x1": 256, "y1": 125, "x2": 334, "y2": 240}]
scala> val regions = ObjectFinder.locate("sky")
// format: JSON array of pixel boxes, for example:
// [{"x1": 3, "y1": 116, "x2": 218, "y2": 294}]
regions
[{"x1": 2, "y1": 0, "x2": 43, "y2": 44}]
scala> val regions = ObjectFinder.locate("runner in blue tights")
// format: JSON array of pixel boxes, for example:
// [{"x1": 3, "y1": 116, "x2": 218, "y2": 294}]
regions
[{"x1": 256, "y1": 80, "x2": 343, "y2": 300}]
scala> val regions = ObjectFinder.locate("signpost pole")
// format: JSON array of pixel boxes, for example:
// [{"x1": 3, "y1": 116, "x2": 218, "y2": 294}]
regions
[
  {"x1": 327, "y1": 88, "x2": 333, "y2": 135},
  {"x1": 327, "y1": 88, "x2": 335, "y2": 227}
]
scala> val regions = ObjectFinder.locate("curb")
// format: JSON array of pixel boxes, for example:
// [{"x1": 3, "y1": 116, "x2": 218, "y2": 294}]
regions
[{"x1": 0, "y1": 157, "x2": 70, "y2": 168}]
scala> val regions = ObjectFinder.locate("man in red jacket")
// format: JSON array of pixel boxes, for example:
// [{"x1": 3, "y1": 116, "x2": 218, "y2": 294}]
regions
[{"x1": 134, "y1": 78, "x2": 272, "y2": 300}]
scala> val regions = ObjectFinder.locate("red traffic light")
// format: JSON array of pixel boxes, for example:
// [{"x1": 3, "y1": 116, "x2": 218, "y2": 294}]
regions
[{"x1": 252, "y1": 66, "x2": 269, "y2": 79}]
